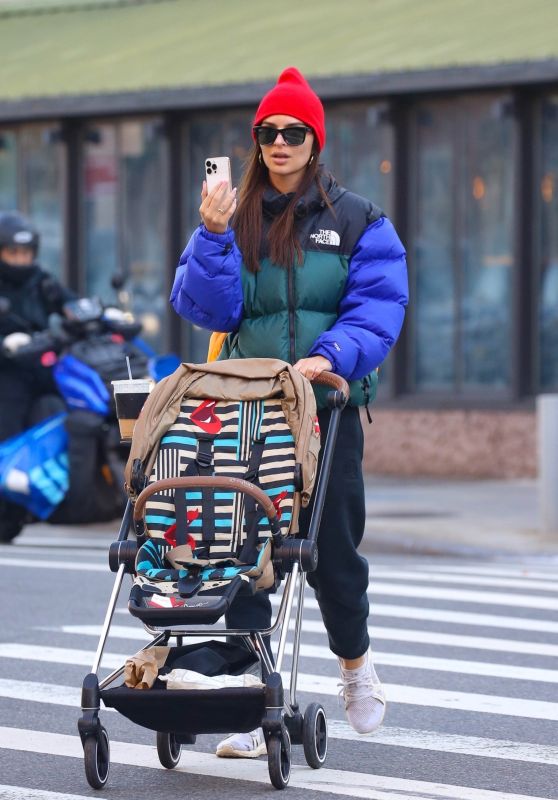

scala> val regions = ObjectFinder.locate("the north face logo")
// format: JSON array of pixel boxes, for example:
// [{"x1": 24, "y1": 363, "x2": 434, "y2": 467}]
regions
[{"x1": 310, "y1": 229, "x2": 340, "y2": 247}]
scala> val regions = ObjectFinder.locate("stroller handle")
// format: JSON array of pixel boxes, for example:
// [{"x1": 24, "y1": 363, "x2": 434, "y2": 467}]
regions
[
  {"x1": 311, "y1": 372, "x2": 349, "y2": 406},
  {"x1": 133, "y1": 476, "x2": 279, "y2": 524}
]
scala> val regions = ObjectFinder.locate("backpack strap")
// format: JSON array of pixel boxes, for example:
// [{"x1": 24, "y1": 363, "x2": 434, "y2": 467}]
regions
[
  {"x1": 238, "y1": 436, "x2": 266, "y2": 564},
  {"x1": 174, "y1": 434, "x2": 216, "y2": 553}
]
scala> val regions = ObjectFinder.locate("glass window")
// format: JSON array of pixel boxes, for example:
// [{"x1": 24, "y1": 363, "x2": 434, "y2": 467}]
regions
[
  {"x1": 0, "y1": 130, "x2": 18, "y2": 210},
  {"x1": 323, "y1": 102, "x2": 394, "y2": 217},
  {"x1": 19, "y1": 125, "x2": 65, "y2": 277},
  {"x1": 83, "y1": 123, "x2": 119, "y2": 299},
  {"x1": 324, "y1": 102, "x2": 396, "y2": 391},
  {"x1": 182, "y1": 110, "x2": 252, "y2": 362},
  {"x1": 460, "y1": 97, "x2": 514, "y2": 388},
  {"x1": 121, "y1": 120, "x2": 168, "y2": 352},
  {"x1": 413, "y1": 104, "x2": 456, "y2": 389},
  {"x1": 411, "y1": 94, "x2": 516, "y2": 394},
  {"x1": 83, "y1": 118, "x2": 168, "y2": 352},
  {"x1": 539, "y1": 96, "x2": 558, "y2": 390}
]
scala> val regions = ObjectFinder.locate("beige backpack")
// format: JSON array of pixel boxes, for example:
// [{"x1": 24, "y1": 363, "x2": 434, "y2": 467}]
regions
[{"x1": 124, "y1": 359, "x2": 320, "y2": 543}]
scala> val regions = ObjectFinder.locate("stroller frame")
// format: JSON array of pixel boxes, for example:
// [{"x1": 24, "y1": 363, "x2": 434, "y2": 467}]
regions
[{"x1": 78, "y1": 372, "x2": 349, "y2": 790}]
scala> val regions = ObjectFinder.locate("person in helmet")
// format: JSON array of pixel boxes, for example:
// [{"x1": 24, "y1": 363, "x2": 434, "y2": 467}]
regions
[{"x1": 0, "y1": 211, "x2": 75, "y2": 536}]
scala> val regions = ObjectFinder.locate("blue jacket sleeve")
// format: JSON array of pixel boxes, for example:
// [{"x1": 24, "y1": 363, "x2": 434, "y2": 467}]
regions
[
  {"x1": 169, "y1": 225, "x2": 244, "y2": 331},
  {"x1": 310, "y1": 217, "x2": 408, "y2": 381}
]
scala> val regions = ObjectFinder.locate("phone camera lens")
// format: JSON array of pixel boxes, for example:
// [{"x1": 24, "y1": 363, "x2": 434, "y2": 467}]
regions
[
  {"x1": 206, "y1": 167, "x2": 211, "y2": 174},
  {"x1": 205, "y1": 160, "x2": 211, "y2": 167}
]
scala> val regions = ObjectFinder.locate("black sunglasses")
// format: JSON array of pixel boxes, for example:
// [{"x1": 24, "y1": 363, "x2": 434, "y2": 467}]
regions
[{"x1": 253, "y1": 125, "x2": 312, "y2": 146}]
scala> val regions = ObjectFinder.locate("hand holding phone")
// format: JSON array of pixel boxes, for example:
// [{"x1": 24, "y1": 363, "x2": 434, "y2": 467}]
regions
[{"x1": 200, "y1": 156, "x2": 237, "y2": 235}]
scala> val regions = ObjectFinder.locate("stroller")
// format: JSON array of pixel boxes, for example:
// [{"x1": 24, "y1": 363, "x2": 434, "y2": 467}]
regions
[{"x1": 78, "y1": 358, "x2": 349, "y2": 790}]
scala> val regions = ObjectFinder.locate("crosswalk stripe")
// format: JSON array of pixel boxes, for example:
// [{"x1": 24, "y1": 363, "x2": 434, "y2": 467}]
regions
[
  {"x1": 0, "y1": 727, "x2": 549, "y2": 800},
  {"x1": 369, "y1": 569, "x2": 558, "y2": 592},
  {"x1": 268, "y1": 586, "x2": 558, "y2": 613},
  {"x1": 381, "y1": 564, "x2": 558, "y2": 582},
  {"x1": 371, "y1": 582, "x2": 558, "y2": 611},
  {"x1": 327, "y1": 721, "x2": 558, "y2": 765},
  {"x1": 5, "y1": 642, "x2": 557, "y2": 685},
  {"x1": 369, "y1": 603, "x2": 558, "y2": 634},
  {"x1": 59, "y1": 619, "x2": 558, "y2": 659},
  {"x1": 0, "y1": 786, "x2": 94, "y2": 800},
  {"x1": 1, "y1": 653, "x2": 554, "y2": 764},
  {"x1": 2, "y1": 672, "x2": 558, "y2": 721},
  {"x1": 2, "y1": 557, "x2": 556, "y2": 610},
  {"x1": 112, "y1": 603, "x2": 558, "y2": 635},
  {"x1": 0, "y1": 557, "x2": 105, "y2": 572}
]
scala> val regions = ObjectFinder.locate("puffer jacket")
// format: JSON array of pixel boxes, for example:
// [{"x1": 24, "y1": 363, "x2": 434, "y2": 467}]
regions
[{"x1": 171, "y1": 171, "x2": 408, "y2": 407}]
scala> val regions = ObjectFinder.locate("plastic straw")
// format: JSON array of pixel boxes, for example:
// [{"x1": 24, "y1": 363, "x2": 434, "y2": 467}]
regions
[{"x1": 126, "y1": 356, "x2": 133, "y2": 380}]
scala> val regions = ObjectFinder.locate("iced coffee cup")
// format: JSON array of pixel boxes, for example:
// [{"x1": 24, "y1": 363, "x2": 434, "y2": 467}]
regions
[{"x1": 111, "y1": 378, "x2": 152, "y2": 441}]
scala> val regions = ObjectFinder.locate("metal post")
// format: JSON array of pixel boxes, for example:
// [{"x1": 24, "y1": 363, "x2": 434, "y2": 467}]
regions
[{"x1": 537, "y1": 394, "x2": 558, "y2": 533}]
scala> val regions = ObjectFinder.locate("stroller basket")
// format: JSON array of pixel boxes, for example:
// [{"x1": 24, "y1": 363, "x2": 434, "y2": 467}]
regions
[{"x1": 102, "y1": 639, "x2": 265, "y2": 735}]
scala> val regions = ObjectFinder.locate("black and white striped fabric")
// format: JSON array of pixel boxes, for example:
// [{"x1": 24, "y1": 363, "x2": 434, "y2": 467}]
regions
[{"x1": 143, "y1": 397, "x2": 296, "y2": 561}]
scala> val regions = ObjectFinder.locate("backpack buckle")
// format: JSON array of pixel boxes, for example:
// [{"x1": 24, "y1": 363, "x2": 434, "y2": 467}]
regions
[{"x1": 195, "y1": 450, "x2": 213, "y2": 469}]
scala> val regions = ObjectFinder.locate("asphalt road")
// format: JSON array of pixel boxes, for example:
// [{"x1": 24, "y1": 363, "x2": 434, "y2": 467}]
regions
[{"x1": 0, "y1": 526, "x2": 557, "y2": 800}]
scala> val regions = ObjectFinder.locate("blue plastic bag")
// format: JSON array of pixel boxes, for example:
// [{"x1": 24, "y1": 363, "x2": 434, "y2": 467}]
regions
[{"x1": 0, "y1": 413, "x2": 69, "y2": 519}]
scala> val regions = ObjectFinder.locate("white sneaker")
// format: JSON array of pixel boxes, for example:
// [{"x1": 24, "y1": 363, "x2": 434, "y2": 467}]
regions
[
  {"x1": 215, "y1": 728, "x2": 267, "y2": 758},
  {"x1": 338, "y1": 648, "x2": 386, "y2": 734}
]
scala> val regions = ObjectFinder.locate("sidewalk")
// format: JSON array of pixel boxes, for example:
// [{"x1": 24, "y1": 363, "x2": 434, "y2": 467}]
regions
[{"x1": 362, "y1": 475, "x2": 558, "y2": 559}]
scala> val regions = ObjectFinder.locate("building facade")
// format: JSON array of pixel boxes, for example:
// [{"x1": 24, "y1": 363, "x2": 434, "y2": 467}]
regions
[{"x1": 1, "y1": 3, "x2": 557, "y2": 477}]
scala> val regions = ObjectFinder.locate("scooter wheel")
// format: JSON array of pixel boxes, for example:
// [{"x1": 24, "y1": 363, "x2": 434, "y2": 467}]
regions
[
  {"x1": 156, "y1": 731, "x2": 182, "y2": 768},
  {"x1": 267, "y1": 726, "x2": 291, "y2": 790},
  {"x1": 303, "y1": 702, "x2": 328, "y2": 768},
  {"x1": 0, "y1": 518, "x2": 24, "y2": 543},
  {"x1": 84, "y1": 726, "x2": 110, "y2": 789}
]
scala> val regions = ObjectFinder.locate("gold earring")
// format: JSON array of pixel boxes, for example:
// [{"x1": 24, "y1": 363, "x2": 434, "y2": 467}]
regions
[
  {"x1": 308, "y1": 154, "x2": 315, "y2": 166},
  {"x1": 258, "y1": 152, "x2": 263, "y2": 164}
]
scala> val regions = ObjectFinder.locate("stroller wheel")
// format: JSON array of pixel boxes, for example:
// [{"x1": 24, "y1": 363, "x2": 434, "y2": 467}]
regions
[
  {"x1": 303, "y1": 703, "x2": 328, "y2": 768},
  {"x1": 156, "y1": 731, "x2": 182, "y2": 769},
  {"x1": 267, "y1": 726, "x2": 291, "y2": 790},
  {"x1": 84, "y1": 726, "x2": 110, "y2": 789}
]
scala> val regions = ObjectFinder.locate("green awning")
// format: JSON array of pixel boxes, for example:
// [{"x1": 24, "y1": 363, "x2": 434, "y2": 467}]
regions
[{"x1": 0, "y1": 0, "x2": 557, "y2": 101}]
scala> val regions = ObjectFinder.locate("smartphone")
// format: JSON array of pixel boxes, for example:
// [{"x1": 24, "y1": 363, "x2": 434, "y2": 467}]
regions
[{"x1": 205, "y1": 156, "x2": 232, "y2": 194}]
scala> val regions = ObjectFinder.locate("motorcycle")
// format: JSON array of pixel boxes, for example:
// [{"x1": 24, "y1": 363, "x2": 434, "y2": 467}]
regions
[{"x1": 0, "y1": 293, "x2": 179, "y2": 543}]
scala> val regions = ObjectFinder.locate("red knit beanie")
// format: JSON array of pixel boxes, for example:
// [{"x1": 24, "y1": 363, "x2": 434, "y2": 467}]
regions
[{"x1": 253, "y1": 67, "x2": 326, "y2": 151}]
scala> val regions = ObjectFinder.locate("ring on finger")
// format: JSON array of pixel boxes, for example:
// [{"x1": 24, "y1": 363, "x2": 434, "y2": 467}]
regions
[{"x1": 217, "y1": 207, "x2": 225, "y2": 213}]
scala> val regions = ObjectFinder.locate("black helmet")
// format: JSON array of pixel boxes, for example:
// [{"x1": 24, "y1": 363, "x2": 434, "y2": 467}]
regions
[{"x1": 0, "y1": 211, "x2": 40, "y2": 255}]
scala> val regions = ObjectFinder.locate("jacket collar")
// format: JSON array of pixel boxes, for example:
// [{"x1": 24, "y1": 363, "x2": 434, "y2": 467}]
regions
[{"x1": 262, "y1": 169, "x2": 344, "y2": 220}]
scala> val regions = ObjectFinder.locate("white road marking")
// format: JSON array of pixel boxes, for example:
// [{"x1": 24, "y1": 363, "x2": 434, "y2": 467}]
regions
[
  {"x1": 0, "y1": 786, "x2": 96, "y2": 800},
  {"x1": 327, "y1": 720, "x2": 558, "y2": 765},
  {"x1": 268, "y1": 589, "x2": 558, "y2": 615},
  {"x1": 114, "y1": 602, "x2": 558, "y2": 634},
  {"x1": 0, "y1": 727, "x2": 551, "y2": 800},
  {"x1": 58, "y1": 619, "x2": 558, "y2": 658},
  {"x1": 377, "y1": 564, "x2": 558, "y2": 582},
  {"x1": 3, "y1": 556, "x2": 556, "y2": 610},
  {"x1": 370, "y1": 582, "x2": 558, "y2": 611},
  {"x1": 369, "y1": 603, "x2": 558, "y2": 634},
  {"x1": 4, "y1": 642, "x2": 558, "y2": 685},
  {"x1": 0, "y1": 656, "x2": 554, "y2": 764},
  {"x1": 0, "y1": 557, "x2": 106, "y2": 572},
  {"x1": 369, "y1": 569, "x2": 558, "y2": 592},
  {"x1": 1, "y1": 674, "x2": 558, "y2": 720}
]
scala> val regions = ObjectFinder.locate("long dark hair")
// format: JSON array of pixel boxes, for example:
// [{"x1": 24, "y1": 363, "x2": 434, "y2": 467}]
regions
[{"x1": 232, "y1": 143, "x2": 330, "y2": 273}]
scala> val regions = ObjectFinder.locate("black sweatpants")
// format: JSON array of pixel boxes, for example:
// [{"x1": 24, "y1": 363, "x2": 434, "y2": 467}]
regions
[{"x1": 225, "y1": 405, "x2": 370, "y2": 660}]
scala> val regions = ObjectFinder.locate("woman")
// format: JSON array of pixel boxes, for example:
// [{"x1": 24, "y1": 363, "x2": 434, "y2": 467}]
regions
[{"x1": 171, "y1": 67, "x2": 408, "y2": 756}]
